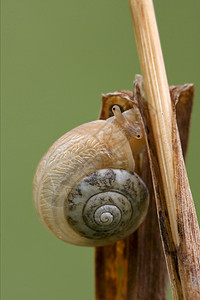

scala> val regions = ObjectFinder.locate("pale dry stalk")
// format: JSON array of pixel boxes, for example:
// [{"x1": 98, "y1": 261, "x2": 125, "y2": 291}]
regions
[{"x1": 129, "y1": 0, "x2": 200, "y2": 299}]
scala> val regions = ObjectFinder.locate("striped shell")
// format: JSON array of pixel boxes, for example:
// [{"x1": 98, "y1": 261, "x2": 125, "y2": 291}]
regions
[{"x1": 33, "y1": 107, "x2": 149, "y2": 246}]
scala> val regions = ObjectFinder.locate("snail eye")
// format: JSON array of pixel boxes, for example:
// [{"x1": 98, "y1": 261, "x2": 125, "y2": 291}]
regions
[{"x1": 109, "y1": 105, "x2": 124, "y2": 117}]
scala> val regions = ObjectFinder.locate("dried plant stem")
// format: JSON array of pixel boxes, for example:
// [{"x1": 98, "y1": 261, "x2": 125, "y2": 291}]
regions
[
  {"x1": 95, "y1": 84, "x2": 195, "y2": 300},
  {"x1": 129, "y1": 0, "x2": 178, "y2": 246},
  {"x1": 129, "y1": 0, "x2": 200, "y2": 299},
  {"x1": 95, "y1": 89, "x2": 169, "y2": 300}
]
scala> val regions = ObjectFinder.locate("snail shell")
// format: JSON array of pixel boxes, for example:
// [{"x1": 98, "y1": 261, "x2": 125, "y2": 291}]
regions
[{"x1": 33, "y1": 106, "x2": 149, "y2": 246}]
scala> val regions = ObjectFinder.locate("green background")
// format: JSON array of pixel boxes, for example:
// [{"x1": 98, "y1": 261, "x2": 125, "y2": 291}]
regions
[{"x1": 1, "y1": 0, "x2": 200, "y2": 299}]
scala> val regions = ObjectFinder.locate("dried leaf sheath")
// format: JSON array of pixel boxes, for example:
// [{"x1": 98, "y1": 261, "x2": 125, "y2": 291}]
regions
[
  {"x1": 95, "y1": 83, "x2": 196, "y2": 300},
  {"x1": 136, "y1": 82, "x2": 200, "y2": 299},
  {"x1": 169, "y1": 85, "x2": 194, "y2": 158},
  {"x1": 171, "y1": 90, "x2": 200, "y2": 299}
]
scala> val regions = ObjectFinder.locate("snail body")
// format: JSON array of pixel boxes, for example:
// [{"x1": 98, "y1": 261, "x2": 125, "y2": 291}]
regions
[{"x1": 33, "y1": 106, "x2": 149, "y2": 246}]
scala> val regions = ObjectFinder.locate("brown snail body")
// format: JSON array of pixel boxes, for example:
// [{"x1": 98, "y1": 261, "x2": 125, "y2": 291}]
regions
[{"x1": 33, "y1": 106, "x2": 149, "y2": 246}]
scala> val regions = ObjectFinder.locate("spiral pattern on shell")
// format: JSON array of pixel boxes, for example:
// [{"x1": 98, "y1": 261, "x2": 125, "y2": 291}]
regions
[{"x1": 66, "y1": 169, "x2": 149, "y2": 244}]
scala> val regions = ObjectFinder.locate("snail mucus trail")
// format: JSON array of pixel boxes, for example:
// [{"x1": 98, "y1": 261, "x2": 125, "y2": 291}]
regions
[{"x1": 33, "y1": 104, "x2": 149, "y2": 247}]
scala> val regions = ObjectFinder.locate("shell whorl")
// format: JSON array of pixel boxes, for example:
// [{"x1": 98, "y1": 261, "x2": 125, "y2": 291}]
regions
[{"x1": 66, "y1": 169, "x2": 149, "y2": 245}]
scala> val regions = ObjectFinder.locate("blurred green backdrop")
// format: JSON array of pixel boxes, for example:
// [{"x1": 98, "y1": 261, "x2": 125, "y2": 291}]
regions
[{"x1": 1, "y1": 0, "x2": 200, "y2": 299}]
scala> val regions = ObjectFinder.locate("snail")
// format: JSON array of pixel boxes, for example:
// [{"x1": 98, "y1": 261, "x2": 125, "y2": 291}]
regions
[{"x1": 33, "y1": 105, "x2": 149, "y2": 247}]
